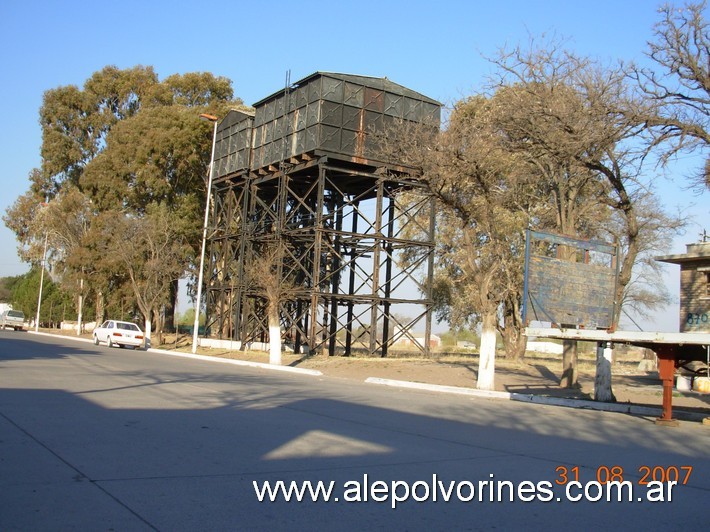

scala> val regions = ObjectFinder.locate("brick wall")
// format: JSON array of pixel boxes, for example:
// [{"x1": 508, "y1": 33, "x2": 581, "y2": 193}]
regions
[{"x1": 679, "y1": 259, "x2": 710, "y2": 332}]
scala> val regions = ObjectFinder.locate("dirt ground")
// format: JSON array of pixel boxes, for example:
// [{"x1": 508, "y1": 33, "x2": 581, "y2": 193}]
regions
[
  {"x1": 43, "y1": 329, "x2": 710, "y2": 418},
  {"x1": 159, "y1": 334, "x2": 710, "y2": 418}
]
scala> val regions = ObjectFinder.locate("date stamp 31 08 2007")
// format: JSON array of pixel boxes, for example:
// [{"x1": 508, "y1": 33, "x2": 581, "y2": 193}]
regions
[{"x1": 555, "y1": 465, "x2": 693, "y2": 487}]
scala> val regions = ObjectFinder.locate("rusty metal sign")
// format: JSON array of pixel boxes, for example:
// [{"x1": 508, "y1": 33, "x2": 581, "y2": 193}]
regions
[{"x1": 522, "y1": 230, "x2": 620, "y2": 330}]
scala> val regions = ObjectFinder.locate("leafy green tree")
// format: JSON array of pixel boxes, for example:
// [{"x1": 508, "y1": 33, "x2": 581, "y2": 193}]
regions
[
  {"x1": 0, "y1": 276, "x2": 15, "y2": 302},
  {"x1": 6, "y1": 65, "x2": 244, "y2": 338},
  {"x1": 40, "y1": 65, "x2": 159, "y2": 191},
  {"x1": 7, "y1": 269, "x2": 42, "y2": 317},
  {"x1": 81, "y1": 106, "x2": 211, "y2": 213},
  {"x1": 1, "y1": 274, "x2": 28, "y2": 310},
  {"x1": 3, "y1": 170, "x2": 51, "y2": 264},
  {"x1": 76, "y1": 70, "x2": 243, "y2": 334},
  {"x1": 157, "y1": 72, "x2": 235, "y2": 107},
  {"x1": 5, "y1": 269, "x2": 75, "y2": 325},
  {"x1": 5, "y1": 184, "x2": 99, "y2": 333},
  {"x1": 178, "y1": 307, "x2": 200, "y2": 327},
  {"x1": 40, "y1": 186, "x2": 97, "y2": 333},
  {"x1": 440, "y1": 327, "x2": 481, "y2": 347}
]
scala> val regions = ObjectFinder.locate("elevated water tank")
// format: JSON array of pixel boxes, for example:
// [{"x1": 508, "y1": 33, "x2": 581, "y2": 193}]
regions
[
  {"x1": 250, "y1": 72, "x2": 441, "y2": 170},
  {"x1": 214, "y1": 109, "x2": 254, "y2": 178}
]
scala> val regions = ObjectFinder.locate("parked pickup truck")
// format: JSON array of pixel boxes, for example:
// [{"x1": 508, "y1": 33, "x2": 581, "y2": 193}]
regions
[{"x1": 1, "y1": 309, "x2": 26, "y2": 331}]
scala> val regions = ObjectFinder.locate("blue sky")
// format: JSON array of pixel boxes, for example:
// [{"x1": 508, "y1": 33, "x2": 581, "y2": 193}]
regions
[{"x1": 0, "y1": 0, "x2": 707, "y2": 331}]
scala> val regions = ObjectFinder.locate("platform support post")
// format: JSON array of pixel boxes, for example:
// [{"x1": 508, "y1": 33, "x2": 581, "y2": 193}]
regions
[{"x1": 655, "y1": 345, "x2": 679, "y2": 427}]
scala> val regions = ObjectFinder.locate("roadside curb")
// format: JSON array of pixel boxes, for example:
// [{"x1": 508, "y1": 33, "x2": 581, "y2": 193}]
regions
[
  {"x1": 28, "y1": 331, "x2": 323, "y2": 377},
  {"x1": 365, "y1": 377, "x2": 709, "y2": 422}
]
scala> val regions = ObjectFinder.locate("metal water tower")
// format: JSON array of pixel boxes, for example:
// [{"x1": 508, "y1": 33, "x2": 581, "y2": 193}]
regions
[{"x1": 205, "y1": 72, "x2": 441, "y2": 356}]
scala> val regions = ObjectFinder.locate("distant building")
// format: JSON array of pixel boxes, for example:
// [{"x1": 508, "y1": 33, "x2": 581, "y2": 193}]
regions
[
  {"x1": 656, "y1": 240, "x2": 710, "y2": 333},
  {"x1": 395, "y1": 333, "x2": 441, "y2": 349},
  {"x1": 525, "y1": 341, "x2": 564, "y2": 355}
]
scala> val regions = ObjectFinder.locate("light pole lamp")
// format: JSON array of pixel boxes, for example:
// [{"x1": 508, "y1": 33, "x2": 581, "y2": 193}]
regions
[{"x1": 192, "y1": 113, "x2": 219, "y2": 353}]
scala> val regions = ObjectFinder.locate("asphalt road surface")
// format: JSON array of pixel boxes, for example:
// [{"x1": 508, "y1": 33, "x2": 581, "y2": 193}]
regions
[{"x1": 1, "y1": 330, "x2": 708, "y2": 531}]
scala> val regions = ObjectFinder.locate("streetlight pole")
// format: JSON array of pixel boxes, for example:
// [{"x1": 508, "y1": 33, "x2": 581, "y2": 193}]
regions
[
  {"x1": 192, "y1": 113, "x2": 219, "y2": 354},
  {"x1": 35, "y1": 231, "x2": 48, "y2": 333},
  {"x1": 34, "y1": 199, "x2": 50, "y2": 333}
]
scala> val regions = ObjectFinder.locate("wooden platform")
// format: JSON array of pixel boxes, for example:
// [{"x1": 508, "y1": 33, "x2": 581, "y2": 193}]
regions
[
  {"x1": 525, "y1": 327, "x2": 710, "y2": 426},
  {"x1": 525, "y1": 327, "x2": 709, "y2": 346}
]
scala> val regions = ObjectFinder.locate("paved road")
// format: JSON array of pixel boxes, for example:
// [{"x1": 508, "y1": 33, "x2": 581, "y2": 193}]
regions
[{"x1": 1, "y1": 330, "x2": 708, "y2": 531}]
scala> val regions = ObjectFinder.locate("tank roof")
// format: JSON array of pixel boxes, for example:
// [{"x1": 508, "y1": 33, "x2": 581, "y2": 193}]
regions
[{"x1": 252, "y1": 71, "x2": 441, "y2": 107}]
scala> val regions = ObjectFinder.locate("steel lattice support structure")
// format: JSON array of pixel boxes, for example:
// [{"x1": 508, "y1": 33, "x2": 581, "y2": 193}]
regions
[
  {"x1": 205, "y1": 154, "x2": 435, "y2": 356},
  {"x1": 201, "y1": 72, "x2": 441, "y2": 356}
]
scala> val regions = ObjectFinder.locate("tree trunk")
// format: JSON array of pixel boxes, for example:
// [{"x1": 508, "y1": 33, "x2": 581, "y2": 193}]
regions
[
  {"x1": 95, "y1": 290, "x2": 106, "y2": 325},
  {"x1": 555, "y1": 239, "x2": 579, "y2": 386},
  {"x1": 594, "y1": 342, "x2": 616, "y2": 402},
  {"x1": 164, "y1": 279, "x2": 178, "y2": 333},
  {"x1": 269, "y1": 307, "x2": 281, "y2": 365},
  {"x1": 143, "y1": 317, "x2": 152, "y2": 348},
  {"x1": 499, "y1": 319, "x2": 528, "y2": 360},
  {"x1": 477, "y1": 312, "x2": 497, "y2": 390},
  {"x1": 513, "y1": 332, "x2": 527, "y2": 360},
  {"x1": 500, "y1": 325, "x2": 527, "y2": 359},
  {"x1": 500, "y1": 297, "x2": 527, "y2": 360},
  {"x1": 76, "y1": 277, "x2": 84, "y2": 336},
  {"x1": 238, "y1": 298, "x2": 252, "y2": 351},
  {"x1": 560, "y1": 338, "x2": 579, "y2": 388},
  {"x1": 155, "y1": 308, "x2": 164, "y2": 346}
]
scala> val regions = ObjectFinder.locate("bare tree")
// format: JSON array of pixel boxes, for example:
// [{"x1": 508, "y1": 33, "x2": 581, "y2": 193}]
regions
[
  {"x1": 378, "y1": 38, "x2": 682, "y2": 397},
  {"x1": 381, "y1": 98, "x2": 530, "y2": 390},
  {"x1": 631, "y1": 1, "x2": 710, "y2": 190},
  {"x1": 4, "y1": 183, "x2": 98, "y2": 333},
  {"x1": 489, "y1": 41, "x2": 683, "y2": 397},
  {"x1": 41, "y1": 186, "x2": 95, "y2": 334},
  {"x1": 244, "y1": 241, "x2": 291, "y2": 365}
]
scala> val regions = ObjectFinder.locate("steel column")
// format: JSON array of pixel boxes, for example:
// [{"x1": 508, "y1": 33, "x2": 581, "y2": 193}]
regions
[
  {"x1": 370, "y1": 178, "x2": 384, "y2": 355},
  {"x1": 655, "y1": 345, "x2": 680, "y2": 426}
]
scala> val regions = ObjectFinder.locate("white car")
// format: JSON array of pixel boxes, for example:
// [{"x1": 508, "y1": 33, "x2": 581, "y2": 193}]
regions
[
  {"x1": 93, "y1": 320, "x2": 145, "y2": 349},
  {"x1": 1, "y1": 309, "x2": 26, "y2": 331}
]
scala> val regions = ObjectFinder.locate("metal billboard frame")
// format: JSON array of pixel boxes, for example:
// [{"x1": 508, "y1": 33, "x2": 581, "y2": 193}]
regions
[{"x1": 522, "y1": 229, "x2": 620, "y2": 330}]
